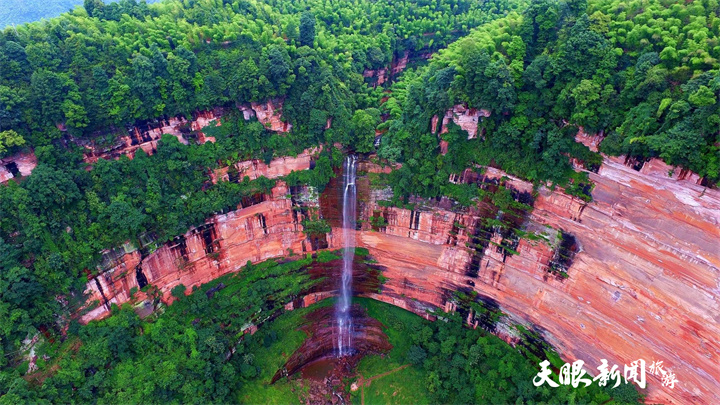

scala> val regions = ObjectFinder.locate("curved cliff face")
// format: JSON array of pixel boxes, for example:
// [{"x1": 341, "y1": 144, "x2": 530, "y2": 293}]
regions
[
  {"x1": 80, "y1": 150, "x2": 718, "y2": 403},
  {"x1": 355, "y1": 157, "x2": 720, "y2": 404}
]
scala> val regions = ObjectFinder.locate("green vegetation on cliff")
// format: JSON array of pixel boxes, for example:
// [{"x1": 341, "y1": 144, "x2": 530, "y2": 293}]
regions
[
  {"x1": 1, "y1": 257, "x2": 320, "y2": 403},
  {"x1": 2, "y1": 271, "x2": 641, "y2": 403},
  {"x1": 379, "y1": 0, "x2": 720, "y2": 202},
  {"x1": 0, "y1": 0, "x2": 521, "y2": 155},
  {"x1": 356, "y1": 298, "x2": 642, "y2": 404}
]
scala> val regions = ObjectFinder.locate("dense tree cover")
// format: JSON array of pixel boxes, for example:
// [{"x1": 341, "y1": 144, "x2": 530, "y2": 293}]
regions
[
  {"x1": 404, "y1": 310, "x2": 642, "y2": 404},
  {"x1": 0, "y1": 131, "x2": 25, "y2": 157},
  {"x1": 0, "y1": 0, "x2": 523, "y2": 376},
  {"x1": 0, "y1": 129, "x2": 339, "y2": 379},
  {"x1": 0, "y1": 0, "x2": 159, "y2": 28},
  {"x1": 0, "y1": 0, "x2": 522, "y2": 156},
  {"x1": 0, "y1": 257, "x2": 319, "y2": 403},
  {"x1": 0, "y1": 0, "x2": 714, "y2": 401},
  {"x1": 379, "y1": 0, "x2": 720, "y2": 202}
]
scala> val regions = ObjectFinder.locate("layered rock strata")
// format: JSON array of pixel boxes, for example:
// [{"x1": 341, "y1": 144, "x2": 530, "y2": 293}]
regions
[
  {"x1": 78, "y1": 148, "x2": 719, "y2": 403},
  {"x1": 80, "y1": 152, "x2": 321, "y2": 322},
  {"x1": 357, "y1": 157, "x2": 720, "y2": 404}
]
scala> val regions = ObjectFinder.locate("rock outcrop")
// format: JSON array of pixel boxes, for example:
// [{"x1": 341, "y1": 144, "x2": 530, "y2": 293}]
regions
[
  {"x1": 81, "y1": 110, "x2": 224, "y2": 164},
  {"x1": 211, "y1": 148, "x2": 319, "y2": 183},
  {"x1": 432, "y1": 104, "x2": 491, "y2": 139},
  {"x1": 240, "y1": 99, "x2": 292, "y2": 133},
  {"x1": 80, "y1": 150, "x2": 319, "y2": 322},
  {"x1": 574, "y1": 127, "x2": 604, "y2": 153},
  {"x1": 81, "y1": 181, "x2": 326, "y2": 322},
  {"x1": 0, "y1": 151, "x2": 37, "y2": 183},
  {"x1": 362, "y1": 50, "x2": 432, "y2": 87},
  {"x1": 81, "y1": 99, "x2": 292, "y2": 165}
]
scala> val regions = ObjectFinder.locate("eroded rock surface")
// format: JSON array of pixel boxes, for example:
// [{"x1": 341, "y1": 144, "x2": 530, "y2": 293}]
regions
[
  {"x1": 432, "y1": 104, "x2": 491, "y2": 139},
  {"x1": 79, "y1": 150, "x2": 719, "y2": 403},
  {"x1": 80, "y1": 99, "x2": 292, "y2": 164},
  {"x1": 240, "y1": 98, "x2": 292, "y2": 133},
  {"x1": 358, "y1": 157, "x2": 720, "y2": 404},
  {"x1": 0, "y1": 151, "x2": 37, "y2": 183},
  {"x1": 363, "y1": 50, "x2": 432, "y2": 87},
  {"x1": 212, "y1": 149, "x2": 318, "y2": 184},
  {"x1": 80, "y1": 110, "x2": 223, "y2": 164}
]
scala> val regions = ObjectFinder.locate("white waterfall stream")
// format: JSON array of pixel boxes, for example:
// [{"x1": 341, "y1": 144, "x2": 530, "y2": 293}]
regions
[{"x1": 336, "y1": 155, "x2": 356, "y2": 357}]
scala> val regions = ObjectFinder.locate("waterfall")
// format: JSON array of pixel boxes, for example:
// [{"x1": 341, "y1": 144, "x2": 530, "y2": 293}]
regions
[{"x1": 337, "y1": 155, "x2": 356, "y2": 357}]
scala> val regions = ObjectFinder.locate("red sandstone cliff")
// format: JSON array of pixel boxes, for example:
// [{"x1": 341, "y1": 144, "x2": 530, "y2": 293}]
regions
[
  {"x1": 80, "y1": 150, "x2": 322, "y2": 322},
  {"x1": 356, "y1": 157, "x2": 720, "y2": 404},
  {"x1": 78, "y1": 147, "x2": 719, "y2": 403},
  {"x1": 81, "y1": 181, "x2": 331, "y2": 322},
  {"x1": 431, "y1": 104, "x2": 491, "y2": 139},
  {"x1": 363, "y1": 50, "x2": 432, "y2": 87},
  {"x1": 240, "y1": 99, "x2": 292, "y2": 133}
]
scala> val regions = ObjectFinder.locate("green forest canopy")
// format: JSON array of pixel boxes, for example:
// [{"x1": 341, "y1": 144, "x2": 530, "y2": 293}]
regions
[
  {"x1": 378, "y1": 0, "x2": 720, "y2": 202},
  {"x1": 0, "y1": 1, "x2": 163, "y2": 29},
  {"x1": 0, "y1": 0, "x2": 522, "y2": 388},
  {"x1": 0, "y1": 0, "x2": 717, "y2": 401}
]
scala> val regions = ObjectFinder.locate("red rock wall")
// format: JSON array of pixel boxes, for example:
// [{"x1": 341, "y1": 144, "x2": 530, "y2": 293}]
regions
[
  {"x1": 239, "y1": 98, "x2": 292, "y2": 133},
  {"x1": 78, "y1": 149, "x2": 719, "y2": 403},
  {"x1": 574, "y1": 127, "x2": 604, "y2": 152},
  {"x1": 362, "y1": 50, "x2": 431, "y2": 87},
  {"x1": 356, "y1": 157, "x2": 720, "y2": 404},
  {"x1": 80, "y1": 181, "x2": 332, "y2": 323},
  {"x1": 211, "y1": 148, "x2": 318, "y2": 183},
  {"x1": 81, "y1": 111, "x2": 223, "y2": 164},
  {"x1": 82, "y1": 99, "x2": 292, "y2": 164}
]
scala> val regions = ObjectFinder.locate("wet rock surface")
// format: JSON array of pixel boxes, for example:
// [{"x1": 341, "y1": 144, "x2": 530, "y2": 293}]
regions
[
  {"x1": 272, "y1": 305, "x2": 391, "y2": 404},
  {"x1": 79, "y1": 150, "x2": 720, "y2": 404}
]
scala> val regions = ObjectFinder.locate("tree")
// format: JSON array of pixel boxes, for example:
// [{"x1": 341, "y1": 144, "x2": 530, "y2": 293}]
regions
[
  {"x1": 22, "y1": 165, "x2": 81, "y2": 214},
  {"x1": 84, "y1": 0, "x2": 105, "y2": 17},
  {"x1": 299, "y1": 12, "x2": 316, "y2": 47},
  {"x1": 263, "y1": 46, "x2": 292, "y2": 95},
  {"x1": 407, "y1": 345, "x2": 427, "y2": 365},
  {"x1": 285, "y1": 19, "x2": 298, "y2": 41},
  {"x1": 103, "y1": 194, "x2": 146, "y2": 243},
  {"x1": 349, "y1": 108, "x2": 380, "y2": 153},
  {"x1": 129, "y1": 54, "x2": 163, "y2": 118},
  {"x1": 0, "y1": 130, "x2": 25, "y2": 157},
  {"x1": 30, "y1": 70, "x2": 86, "y2": 129},
  {"x1": 0, "y1": 86, "x2": 25, "y2": 132}
]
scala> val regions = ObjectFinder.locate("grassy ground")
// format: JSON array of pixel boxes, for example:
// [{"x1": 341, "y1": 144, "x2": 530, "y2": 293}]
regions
[
  {"x1": 236, "y1": 296, "x2": 432, "y2": 404},
  {"x1": 239, "y1": 299, "x2": 333, "y2": 404},
  {"x1": 353, "y1": 297, "x2": 430, "y2": 405},
  {"x1": 362, "y1": 366, "x2": 429, "y2": 405}
]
